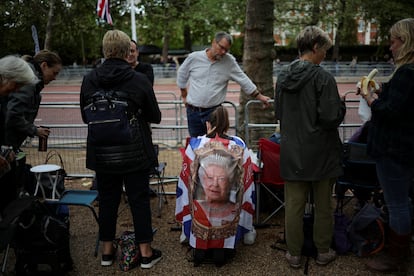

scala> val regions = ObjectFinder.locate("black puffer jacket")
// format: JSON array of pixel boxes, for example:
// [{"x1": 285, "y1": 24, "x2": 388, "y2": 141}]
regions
[
  {"x1": 275, "y1": 59, "x2": 346, "y2": 181},
  {"x1": 80, "y1": 58, "x2": 161, "y2": 174}
]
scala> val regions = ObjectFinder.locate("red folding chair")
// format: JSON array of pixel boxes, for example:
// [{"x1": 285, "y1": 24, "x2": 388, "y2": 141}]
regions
[{"x1": 255, "y1": 138, "x2": 285, "y2": 225}]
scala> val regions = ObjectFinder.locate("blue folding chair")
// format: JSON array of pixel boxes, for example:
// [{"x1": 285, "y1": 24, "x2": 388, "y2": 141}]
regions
[{"x1": 47, "y1": 190, "x2": 100, "y2": 257}]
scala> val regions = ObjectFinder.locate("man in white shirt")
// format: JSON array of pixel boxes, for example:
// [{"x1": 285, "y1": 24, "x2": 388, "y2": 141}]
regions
[{"x1": 177, "y1": 31, "x2": 270, "y2": 137}]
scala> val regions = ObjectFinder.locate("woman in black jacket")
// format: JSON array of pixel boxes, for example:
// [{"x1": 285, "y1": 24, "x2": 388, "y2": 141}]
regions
[
  {"x1": 5, "y1": 50, "x2": 62, "y2": 149},
  {"x1": 80, "y1": 29, "x2": 162, "y2": 269},
  {"x1": 362, "y1": 18, "x2": 414, "y2": 274}
]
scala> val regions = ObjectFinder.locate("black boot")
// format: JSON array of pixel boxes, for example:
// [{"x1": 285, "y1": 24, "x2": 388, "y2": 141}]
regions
[{"x1": 365, "y1": 229, "x2": 411, "y2": 273}]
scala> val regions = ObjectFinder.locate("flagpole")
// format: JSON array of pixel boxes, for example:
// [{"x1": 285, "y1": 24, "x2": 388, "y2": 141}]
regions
[{"x1": 131, "y1": 0, "x2": 136, "y2": 41}]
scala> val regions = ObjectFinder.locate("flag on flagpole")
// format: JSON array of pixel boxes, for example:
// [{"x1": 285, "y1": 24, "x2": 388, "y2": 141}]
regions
[{"x1": 97, "y1": 0, "x2": 113, "y2": 25}]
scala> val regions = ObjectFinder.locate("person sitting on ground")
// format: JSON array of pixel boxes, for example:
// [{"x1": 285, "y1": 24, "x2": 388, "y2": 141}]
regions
[{"x1": 176, "y1": 106, "x2": 256, "y2": 266}]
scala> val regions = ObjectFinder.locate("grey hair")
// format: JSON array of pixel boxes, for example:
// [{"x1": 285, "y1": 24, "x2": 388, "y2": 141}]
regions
[
  {"x1": 215, "y1": 31, "x2": 233, "y2": 45},
  {"x1": 296, "y1": 25, "x2": 332, "y2": 56},
  {"x1": 0, "y1": 55, "x2": 38, "y2": 85}
]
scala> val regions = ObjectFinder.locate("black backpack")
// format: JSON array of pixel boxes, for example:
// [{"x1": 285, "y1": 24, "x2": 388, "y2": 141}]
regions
[
  {"x1": 83, "y1": 90, "x2": 134, "y2": 146},
  {"x1": 83, "y1": 90, "x2": 156, "y2": 172},
  {"x1": 12, "y1": 198, "x2": 73, "y2": 274}
]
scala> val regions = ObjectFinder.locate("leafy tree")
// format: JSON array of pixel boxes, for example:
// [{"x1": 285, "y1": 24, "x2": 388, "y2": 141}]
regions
[
  {"x1": 360, "y1": 0, "x2": 414, "y2": 43},
  {"x1": 0, "y1": 0, "x2": 49, "y2": 56}
]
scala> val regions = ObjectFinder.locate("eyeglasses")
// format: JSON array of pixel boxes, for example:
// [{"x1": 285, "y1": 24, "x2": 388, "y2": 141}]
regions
[
  {"x1": 201, "y1": 166, "x2": 228, "y2": 185},
  {"x1": 216, "y1": 41, "x2": 230, "y2": 53},
  {"x1": 205, "y1": 174, "x2": 227, "y2": 185}
]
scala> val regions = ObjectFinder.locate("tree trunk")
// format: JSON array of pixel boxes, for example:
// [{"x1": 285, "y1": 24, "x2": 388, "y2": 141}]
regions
[
  {"x1": 44, "y1": 0, "x2": 55, "y2": 50},
  {"x1": 239, "y1": 0, "x2": 275, "y2": 148}
]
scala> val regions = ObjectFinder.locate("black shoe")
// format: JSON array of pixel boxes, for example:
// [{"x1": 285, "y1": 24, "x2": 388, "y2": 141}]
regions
[
  {"x1": 140, "y1": 248, "x2": 162, "y2": 269},
  {"x1": 101, "y1": 254, "x2": 114, "y2": 266},
  {"x1": 213, "y1": 249, "x2": 226, "y2": 267},
  {"x1": 193, "y1": 249, "x2": 205, "y2": 267},
  {"x1": 101, "y1": 244, "x2": 117, "y2": 266}
]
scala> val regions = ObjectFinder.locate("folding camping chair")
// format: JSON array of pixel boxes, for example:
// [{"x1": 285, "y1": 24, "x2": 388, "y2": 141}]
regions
[
  {"x1": 47, "y1": 190, "x2": 100, "y2": 256},
  {"x1": 150, "y1": 144, "x2": 169, "y2": 218},
  {"x1": 335, "y1": 142, "x2": 383, "y2": 208},
  {"x1": 255, "y1": 138, "x2": 285, "y2": 225}
]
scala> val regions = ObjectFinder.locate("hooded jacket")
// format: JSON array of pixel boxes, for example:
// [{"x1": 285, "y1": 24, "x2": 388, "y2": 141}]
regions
[
  {"x1": 80, "y1": 58, "x2": 161, "y2": 173},
  {"x1": 275, "y1": 59, "x2": 346, "y2": 181}
]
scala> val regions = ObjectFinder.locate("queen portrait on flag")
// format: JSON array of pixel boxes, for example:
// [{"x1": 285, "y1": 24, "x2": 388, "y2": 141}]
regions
[{"x1": 175, "y1": 106, "x2": 256, "y2": 265}]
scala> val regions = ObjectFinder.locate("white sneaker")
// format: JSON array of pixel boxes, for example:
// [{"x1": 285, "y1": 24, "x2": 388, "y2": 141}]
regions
[
  {"x1": 243, "y1": 228, "x2": 257, "y2": 245},
  {"x1": 180, "y1": 232, "x2": 188, "y2": 244}
]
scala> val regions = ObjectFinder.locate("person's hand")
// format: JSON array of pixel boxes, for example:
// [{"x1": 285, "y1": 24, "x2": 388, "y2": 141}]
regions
[
  {"x1": 0, "y1": 148, "x2": 14, "y2": 177},
  {"x1": 257, "y1": 94, "x2": 271, "y2": 108},
  {"x1": 37, "y1": 126, "x2": 50, "y2": 138},
  {"x1": 182, "y1": 96, "x2": 187, "y2": 106},
  {"x1": 356, "y1": 78, "x2": 379, "y2": 96},
  {"x1": 0, "y1": 156, "x2": 11, "y2": 177}
]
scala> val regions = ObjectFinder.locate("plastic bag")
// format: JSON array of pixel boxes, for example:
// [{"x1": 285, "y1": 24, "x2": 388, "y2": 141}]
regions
[
  {"x1": 356, "y1": 80, "x2": 379, "y2": 122},
  {"x1": 358, "y1": 97, "x2": 372, "y2": 122}
]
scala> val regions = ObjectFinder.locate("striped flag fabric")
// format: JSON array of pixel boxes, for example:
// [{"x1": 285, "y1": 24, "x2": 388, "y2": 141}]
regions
[
  {"x1": 97, "y1": 0, "x2": 113, "y2": 25},
  {"x1": 175, "y1": 135, "x2": 256, "y2": 250}
]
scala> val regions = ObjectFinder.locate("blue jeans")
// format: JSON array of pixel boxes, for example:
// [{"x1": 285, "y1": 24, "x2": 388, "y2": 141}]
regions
[
  {"x1": 97, "y1": 171, "x2": 153, "y2": 243},
  {"x1": 186, "y1": 106, "x2": 218, "y2": 137},
  {"x1": 376, "y1": 156, "x2": 414, "y2": 235}
]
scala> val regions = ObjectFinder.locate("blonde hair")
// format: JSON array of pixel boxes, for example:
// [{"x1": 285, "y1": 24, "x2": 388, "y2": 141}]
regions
[
  {"x1": 102, "y1": 30, "x2": 131, "y2": 59},
  {"x1": 390, "y1": 18, "x2": 414, "y2": 67},
  {"x1": 0, "y1": 55, "x2": 38, "y2": 85}
]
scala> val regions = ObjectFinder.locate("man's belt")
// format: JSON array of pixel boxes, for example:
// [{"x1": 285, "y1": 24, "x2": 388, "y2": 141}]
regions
[{"x1": 186, "y1": 104, "x2": 220, "y2": 112}]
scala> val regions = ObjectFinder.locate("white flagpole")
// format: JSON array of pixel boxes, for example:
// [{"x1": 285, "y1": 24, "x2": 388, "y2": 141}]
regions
[{"x1": 131, "y1": 0, "x2": 137, "y2": 41}]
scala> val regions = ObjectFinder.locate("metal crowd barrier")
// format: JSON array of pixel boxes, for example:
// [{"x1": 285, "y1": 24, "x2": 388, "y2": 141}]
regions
[
  {"x1": 244, "y1": 95, "x2": 363, "y2": 149},
  {"x1": 21, "y1": 89, "x2": 361, "y2": 178},
  {"x1": 22, "y1": 96, "x2": 238, "y2": 178},
  {"x1": 56, "y1": 62, "x2": 395, "y2": 82}
]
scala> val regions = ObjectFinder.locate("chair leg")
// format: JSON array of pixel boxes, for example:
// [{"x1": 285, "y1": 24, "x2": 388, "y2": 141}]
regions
[
  {"x1": 255, "y1": 183, "x2": 285, "y2": 225},
  {"x1": 1, "y1": 244, "x2": 10, "y2": 273},
  {"x1": 94, "y1": 235, "x2": 100, "y2": 257},
  {"x1": 157, "y1": 172, "x2": 166, "y2": 218},
  {"x1": 156, "y1": 163, "x2": 168, "y2": 218},
  {"x1": 85, "y1": 204, "x2": 100, "y2": 257},
  {"x1": 255, "y1": 182, "x2": 261, "y2": 225}
]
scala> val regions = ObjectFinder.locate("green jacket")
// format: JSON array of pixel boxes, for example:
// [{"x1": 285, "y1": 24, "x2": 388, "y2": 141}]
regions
[{"x1": 275, "y1": 59, "x2": 346, "y2": 181}]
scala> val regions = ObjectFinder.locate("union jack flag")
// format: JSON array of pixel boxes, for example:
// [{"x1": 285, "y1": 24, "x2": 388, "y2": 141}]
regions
[
  {"x1": 97, "y1": 0, "x2": 113, "y2": 25},
  {"x1": 175, "y1": 135, "x2": 256, "y2": 249}
]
